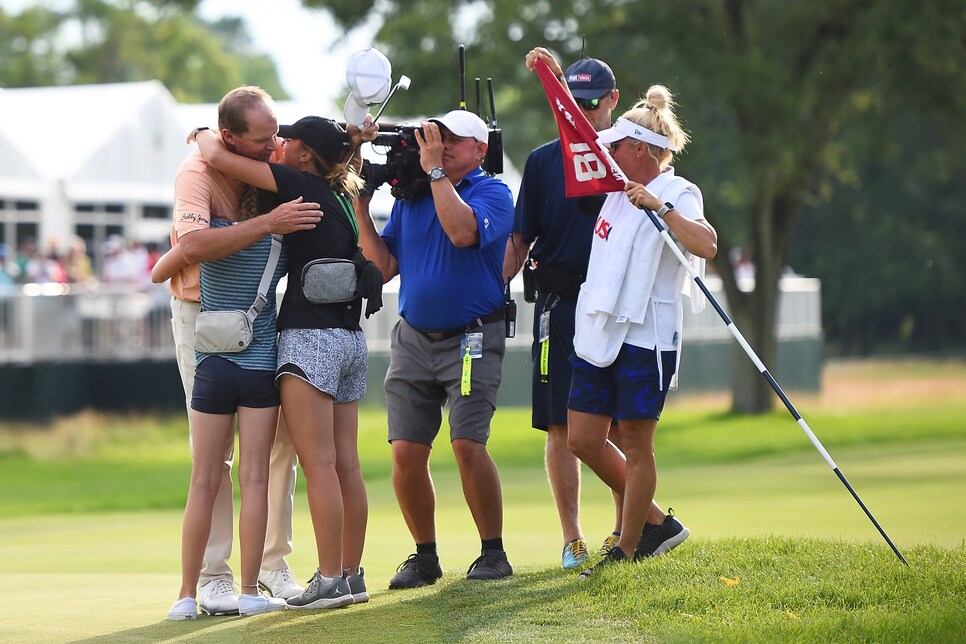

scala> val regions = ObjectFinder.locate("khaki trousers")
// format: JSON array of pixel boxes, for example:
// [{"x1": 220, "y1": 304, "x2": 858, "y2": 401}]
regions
[{"x1": 170, "y1": 296, "x2": 297, "y2": 583}]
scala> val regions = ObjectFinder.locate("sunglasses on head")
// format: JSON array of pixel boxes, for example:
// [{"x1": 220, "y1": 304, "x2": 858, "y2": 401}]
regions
[{"x1": 576, "y1": 92, "x2": 611, "y2": 111}]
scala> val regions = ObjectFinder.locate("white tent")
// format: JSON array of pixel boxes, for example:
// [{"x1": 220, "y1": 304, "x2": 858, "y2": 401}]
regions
[{"x1": 0, "y1": 80, "x2": 518, "y2": 258}]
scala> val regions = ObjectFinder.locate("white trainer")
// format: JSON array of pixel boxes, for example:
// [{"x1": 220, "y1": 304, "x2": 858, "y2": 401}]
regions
[
  {"x1": 258, "y1": 566, "x2": 304, "y2": 600},
  {"x1": 167, "y1": 597, "x2": 198, "y2": 621},
  {"x1": 198, "y1": 578, "x2": 239, "y2": 616},
  {"x1": 239, "y1": 592, "x2": 288, "y2": 616}
]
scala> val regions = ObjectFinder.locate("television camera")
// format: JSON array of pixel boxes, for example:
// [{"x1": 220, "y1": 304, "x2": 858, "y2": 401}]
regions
[{"x1": 361, "y1": 45, "x2": 504, "y2": 201}]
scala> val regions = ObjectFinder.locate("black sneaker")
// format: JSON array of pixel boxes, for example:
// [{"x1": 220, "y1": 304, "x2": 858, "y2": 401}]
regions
[
  {"x1": 577, "y1": 545, "x2": 627, "y2": 579},
  {"x1": 634, "y1": 509, "x2": 690, "y2": 559},
  {"x1": 466, "y1": 550, "x2": 513, "y2": 580},
  {"x1": 388, "y1": 553, "x2": 443, "y2": 589}
]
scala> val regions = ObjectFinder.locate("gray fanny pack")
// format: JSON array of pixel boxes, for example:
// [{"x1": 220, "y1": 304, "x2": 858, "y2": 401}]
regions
[{"x1": 301, "y1": 258, "x2": 358, "y2": 304}]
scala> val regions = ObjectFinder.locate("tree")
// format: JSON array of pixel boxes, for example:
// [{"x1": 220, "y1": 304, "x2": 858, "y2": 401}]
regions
[
  {"x1": 0, "y1": 0, "x2": 287, "y2": 103},
  {"x1": 305, "y1": 0, "x2": 966, "y2": 412}
]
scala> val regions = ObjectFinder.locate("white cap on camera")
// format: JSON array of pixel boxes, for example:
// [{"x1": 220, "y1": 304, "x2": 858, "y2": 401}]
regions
[
  {"x1": 344, "y1": 47, "x2": 392, "y2": 126},
  {"x1": 429, "y1": 109, "x2": 489, "y2": 143}
]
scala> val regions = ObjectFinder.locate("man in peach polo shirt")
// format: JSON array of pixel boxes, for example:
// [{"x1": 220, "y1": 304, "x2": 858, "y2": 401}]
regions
[{"x1": 169, "y1": 86, "x2": 321, "y2": 616}]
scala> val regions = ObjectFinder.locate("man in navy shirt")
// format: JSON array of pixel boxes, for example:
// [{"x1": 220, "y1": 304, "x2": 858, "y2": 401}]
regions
[
  {"x1": 503, "y1": 57, "x2": 633, "y2": 570},
  {"x1": 358, "y1": 109, "x2": 515, "y2": 587}
]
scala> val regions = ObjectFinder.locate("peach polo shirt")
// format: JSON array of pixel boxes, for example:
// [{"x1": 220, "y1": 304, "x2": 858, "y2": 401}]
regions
[{"x1": 167, "y1": 152, "x2": 245, "y2": 302}]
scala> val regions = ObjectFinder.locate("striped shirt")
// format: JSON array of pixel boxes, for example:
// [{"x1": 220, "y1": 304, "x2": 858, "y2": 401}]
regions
[{"x1": 196, "y1": 219, "x2": 286, "y2": 371}]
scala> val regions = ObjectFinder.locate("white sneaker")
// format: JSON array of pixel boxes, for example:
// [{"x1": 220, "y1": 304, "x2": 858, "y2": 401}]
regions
[
  {"x1": 258, "y1": 566, "x2": 304, "y2": 600},
  {"x1": 167, "y1": 597, "x2": 198, "y2": 621},
  {"x1": 198, "y1": 578, "x2": 239, "y2": 616},
  {"x1": 239, "y1": 592, "x2": 287, "y2": 616}
]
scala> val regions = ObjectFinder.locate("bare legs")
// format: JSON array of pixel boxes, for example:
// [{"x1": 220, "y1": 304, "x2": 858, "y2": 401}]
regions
[
  {"x1": 453, "y1": 438, "x2": 504, "y2": 540},
  {"x1": 334, "y1": 401, "x2": 368, "y2": 573},
  {"x1": 279, "y1": 376, "x2": 341, "y2": 578},
  {"x1": 392, "y1": 437, "x2": 504, "y2": 544},
  {"x1": 236, "y1": 407, "x2": 282, "y2": 590},
  {"x1": 546, "y1": 424, "x2": 582, "y2": 542},
  {"x1": 546, "y1": 423, "x2": 625, "y2": 544},
  {"x1": 280, "y1": 376, "x2": 368, "y2": 578},
  {"x1": 391, "y1": 440, "x2": 436, "y2": 543},
  {"x1": 568, "y1": 409, "x2": 667, "y2": 555},
  {"x1": 179, "y1": 405, "x2": 278, "y2": 600}
]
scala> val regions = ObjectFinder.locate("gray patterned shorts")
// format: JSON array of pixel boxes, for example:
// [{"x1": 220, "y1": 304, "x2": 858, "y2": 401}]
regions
[{"x1": 276, "y1": 328, "x2": 368, "y2": 403}]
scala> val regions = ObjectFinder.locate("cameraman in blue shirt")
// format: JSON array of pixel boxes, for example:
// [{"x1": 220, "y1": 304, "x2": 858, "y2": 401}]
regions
[{"x1": 357, "y1": 109, "x2": 515, "y2": 588}]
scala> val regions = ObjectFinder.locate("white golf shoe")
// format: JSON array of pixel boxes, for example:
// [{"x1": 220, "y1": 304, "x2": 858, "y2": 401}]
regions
[{"x1": 198, "y1": 578, "x2": 239, "y2": 615}]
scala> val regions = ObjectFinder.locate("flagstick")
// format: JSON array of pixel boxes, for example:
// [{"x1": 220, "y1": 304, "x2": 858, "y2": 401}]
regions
[{"x1": 609, "y1": 147, "x2": 907, "y2": 564}]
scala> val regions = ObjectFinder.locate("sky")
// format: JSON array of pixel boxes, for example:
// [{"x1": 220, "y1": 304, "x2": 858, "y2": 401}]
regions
[
  {"x1": 1, "y1": 0, "x2": 380, "y2": 107},
  {"x1": 197, "y1": 0, "x2": 380, "y2": 107}
]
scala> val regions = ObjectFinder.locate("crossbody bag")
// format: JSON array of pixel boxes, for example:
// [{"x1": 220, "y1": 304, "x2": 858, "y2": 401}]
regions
[{"x1": 194, "y1": 234, "x2": 283, "y2": 354}]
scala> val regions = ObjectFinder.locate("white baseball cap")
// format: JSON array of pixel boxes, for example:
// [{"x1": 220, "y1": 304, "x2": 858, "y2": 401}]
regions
[
  {"x1": 344, "y1": 47, "x2": 392, "y2": 126},
  {"x1": 429, "y1": 110, "x2": 489, "y2": 143}
]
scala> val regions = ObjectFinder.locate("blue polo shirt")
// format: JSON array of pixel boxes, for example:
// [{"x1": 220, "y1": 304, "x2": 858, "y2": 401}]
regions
[
  {"x1": 381, "y1": 167, "x2": 513, "y2": 330},
  {"x1": 513, "y1": 139, "x2": 603, "y2": 276}
]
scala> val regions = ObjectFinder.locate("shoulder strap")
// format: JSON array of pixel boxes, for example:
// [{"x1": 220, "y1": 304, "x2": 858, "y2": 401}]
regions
[
  {"x1": 245, "y1": 234, "x2": 283, "y2": 323},
  {"x1": 333, "y1": 192, "x2": 360, "y2": 241}
]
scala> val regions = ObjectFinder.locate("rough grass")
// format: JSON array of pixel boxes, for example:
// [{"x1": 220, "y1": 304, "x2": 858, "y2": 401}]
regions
[{"x1": 0, "y1": 357, "x2": 964, "y2": 642}]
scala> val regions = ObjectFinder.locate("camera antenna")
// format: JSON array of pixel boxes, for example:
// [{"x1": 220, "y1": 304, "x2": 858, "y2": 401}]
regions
[
  {"x1": 487, "y1": 78, "x2": 497, "y2": 128},
  {"x1": 474, "y1": 77, "x2": 482, "y2": 118},
  {"x1": 459, "y1": 44, "x2": 467, "y2": 110},
  {"x1": 580, "y1": 34, "x2": 587, "y2": 59}
]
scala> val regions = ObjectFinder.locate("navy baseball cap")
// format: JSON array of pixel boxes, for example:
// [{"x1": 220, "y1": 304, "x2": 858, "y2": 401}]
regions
[
  {"x1": 278, "y1": 116, "x2": 349, "y2": 164},
  {"x1": 565, "y1": 58, "x2": 617, "y2": 99}
]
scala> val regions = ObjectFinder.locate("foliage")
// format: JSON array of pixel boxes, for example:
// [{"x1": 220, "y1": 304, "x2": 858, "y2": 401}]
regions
[
  {"x1": 303, "y1": 0, "x2": 966, "y2": 411},
  {"x1": 790, "y1": 66, "x2": 966, "y2": 354},
  {"x1": 0, "y1": 0, "x2": 287, "y2": 102}
]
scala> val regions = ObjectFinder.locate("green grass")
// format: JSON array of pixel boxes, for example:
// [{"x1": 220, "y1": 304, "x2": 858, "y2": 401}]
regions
[
  {"x1": 1, "y1": 362, "x2": 965, "y2": 642},
  {"x1": 3, "y1": 401, "x2": 965, "y2": 518}
]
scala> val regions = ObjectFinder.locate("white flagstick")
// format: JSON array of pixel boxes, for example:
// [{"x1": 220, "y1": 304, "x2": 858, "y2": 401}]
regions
[{"x1": 596, "y1": 144, "x2": 907, "y2": 565}]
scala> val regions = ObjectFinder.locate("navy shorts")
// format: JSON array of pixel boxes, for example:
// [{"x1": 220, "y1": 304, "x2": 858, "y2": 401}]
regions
[
  {"x1": 530, "y1": 292, "x2": 577, "y2": 430},
  {"x1": 568, "y1": 344, "x2": 677, "y2": 421},
  {"x1": 191, "y1": 355, "x2": 280, "y2": 414}
]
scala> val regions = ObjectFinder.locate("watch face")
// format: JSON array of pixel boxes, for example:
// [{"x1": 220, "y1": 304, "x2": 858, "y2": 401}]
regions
[{"x1": 429, "y1": 167, "x2": 446, "y2": 181}]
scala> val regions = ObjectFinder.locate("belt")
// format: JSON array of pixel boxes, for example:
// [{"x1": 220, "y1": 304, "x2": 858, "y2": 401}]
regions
[{"x1": 410, "y1": 308, "x2": 505, "y2": 341}]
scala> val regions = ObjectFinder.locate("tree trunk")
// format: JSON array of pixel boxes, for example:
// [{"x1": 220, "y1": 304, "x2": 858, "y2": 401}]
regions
[
  {"x1": 729, "y1": 277, "x2": 779, "y2": 414},
  {"x1": 726, "y1": 191, "x2": 785, "y2": 414}
]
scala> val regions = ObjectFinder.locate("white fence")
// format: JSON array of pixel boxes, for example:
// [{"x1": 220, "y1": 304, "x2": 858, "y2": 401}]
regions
[{"x1": 0, "y1": 276, "x2": 821, "y2": 365}]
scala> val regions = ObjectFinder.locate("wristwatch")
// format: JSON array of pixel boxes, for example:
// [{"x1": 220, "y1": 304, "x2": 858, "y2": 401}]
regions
[
  {"x1": 655, "y1": 202, "x2": 675, "y2": 219},
  {"x1": 427, "y1": 166, "x2": 448, "y2": 182}
]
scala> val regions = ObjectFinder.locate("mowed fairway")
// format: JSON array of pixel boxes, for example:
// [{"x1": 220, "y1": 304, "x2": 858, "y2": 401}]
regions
[{"x1": 0, "y1": 359, "x2": 964, "y2": 642}]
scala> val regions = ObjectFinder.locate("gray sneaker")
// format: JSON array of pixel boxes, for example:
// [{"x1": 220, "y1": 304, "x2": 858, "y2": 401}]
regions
[
  {"x1": 346, "y1": 566, "x2": 369, "y2": 604},
  {"x1": 286, "y1": 569, "x2": 353, "y2": 610}
]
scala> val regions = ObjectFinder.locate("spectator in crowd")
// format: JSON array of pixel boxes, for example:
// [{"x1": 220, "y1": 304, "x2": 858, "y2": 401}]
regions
[{"x1": 64, "y1": 236, "x2": 95, "y2": 285}]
